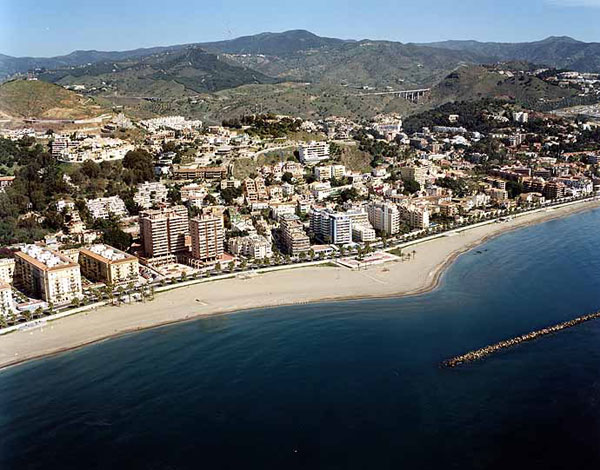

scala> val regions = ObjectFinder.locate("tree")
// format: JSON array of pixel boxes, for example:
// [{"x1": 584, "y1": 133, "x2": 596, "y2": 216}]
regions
[
  {"x1": 102, "y1": 225, "x2": 132, "y2": 251},
  {"x1": 122, "y1": 149, "x2": 155, "y2": 184},
  {"x1": 81, "y1": 160, "x2": 101, "y2": 179},
  {"x1": 282, "y1": 172, "x2": 294, "y2": 184},
  {"x1": 403, "y1": 178, "x2": 421, "y2": 194}
]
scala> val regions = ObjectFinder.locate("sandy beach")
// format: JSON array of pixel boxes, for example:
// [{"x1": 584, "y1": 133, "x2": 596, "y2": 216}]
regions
[{"x1": 1, "y1": 199, "x2": 599, "y2": 370}]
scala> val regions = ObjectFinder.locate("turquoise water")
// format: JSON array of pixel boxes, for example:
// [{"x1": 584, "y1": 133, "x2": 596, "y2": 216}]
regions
[{"x1": 2, "y1": 209, "x2": 600, "y2": 469}]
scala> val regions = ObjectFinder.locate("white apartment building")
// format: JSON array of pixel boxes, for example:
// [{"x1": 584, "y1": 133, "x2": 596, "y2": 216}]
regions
[
  {"x1": 227, "y1": 234, "x2": 272, "y2": 259},
  {"x1": 368, "y1": 202, "x2": 400, "y2": 235},
  {"x1": 14, "y1": 245, "x2": 82, "y2": 305},
  {"x1": 190, "y1": 216, "x2": 225, "y2": 262},
  {"x1": 398, "y1": 203, "x2": 430, "y2": 229},
  {"x1": 279, "y1": 214, "x2": 310, "y2": 256},
  {"x1": 310, "y1": 208, "x2": 352, "y2": 245},
  {"x1": 140, "y1": 206, "x2": 189, "y2": 258},
  {"x1": 0, "y1": 258, "x2": 15, "y2": 284},
  {"x1": 513, "y1": 112, "x2": 529, "y2": 123},
  {"x1": 86, "y1": 196, "x2": 128, "y2": 220},
  {"x1": 133, "y1": 182, "x2": 168, "y2": 209},
  {"x1": 299, "y1": 141, "x2": 330, "y2": 164},
  {"x1": 140, "y1": 116, "x2": 203, "y2": 131},
  {"x1": 0, "y1": 282, "x2": 15, "y2": 317},
  {"x1": 352, "y1": 224, "x2": 376, "y2": 242},
  {"x1": 314, "y1": 164, "x2": 346, "y2": 181}
]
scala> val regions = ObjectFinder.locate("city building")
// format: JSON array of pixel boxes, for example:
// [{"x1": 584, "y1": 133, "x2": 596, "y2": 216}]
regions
[
  {"x1": 310, "y1": 208, "x2": 352, "y2": 245},
  {"x1": 352, "y1": 224, "x2": 377, "y2": 242},
  {"x1": 133, "y1": 182, "x2": 168, "y2": 209},
  {"x1": 190, "y1": 215, "x2": 225, "y2": 262},
  {"x1": 399, "y1": 166, "x2": 428, "y2": 186},
  {"x1": 368, "y1": 202, "x2": 400, "y2": 235},
  {"x1": 0, "y1": 176, "x2": 15, "y2": 192},
  {"x1": 79, "y1": 244, "x2": 139, "y2": 286},
  {"x1": 314, "y1": 165, "x2": 346, "y2": 181},
  {"x1": 227, "y1": 234, "x2": 272, "y2": 259},
  {"x1": 398, "y1": 203, "x2": 430, "y2": 229},
  {"x1": 279, "y1": 214, "x2": 310, "y2": 256},
  {"x1": 14, "y1": 245, "x2": 82, "y2": 305},
  {"x1": 173, "y1": 166, "x2": 227, "y2": 181},
  {"x1": 140, "y1": 206, "x2": 189, "y2": 259},
  {"x1": 243, "y1": 177, "x2": 268, "y2": 203},
  {"x1": 298, "y1": 141, "x2": 330, "y2": 164},
  {"x1": 513, "y1": 112, "x2": 529, "y2": 123},
  {"x1": 86, "y1": 196, "x2": 128, "y2": 220},
  {"x1": 0, "y1": 258, "x2": 15, "y2": 284},
  {"x1": 0, "y1": 283, "x2": 14, "y2": 317}
]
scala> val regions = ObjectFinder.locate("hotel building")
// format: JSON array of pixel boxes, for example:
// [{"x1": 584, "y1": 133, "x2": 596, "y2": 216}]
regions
[
  {"x1": 140, "y1": 206, "x2": 189, "y2": 259},
  {"x1": 298, "y1": 141, "x2": 330, "y2": 164},
  {"x1": 279, "y1": 214, "x2": 310, "y2": 256},
  {"x1": 368, "y1": 202, "x2": 400, "y2": 235},
  {"x1": 14, "y1": 245, "x2": 82, "y2": 305},
  {"x1": 79, "y1": 244, "x2": 139, "y2": 286},
  {"x1": 190, "y1": 215, "x2": 225, "y2": 262},
  {"x1": 310, "y1": 208, "x2": 352, "y2": 245}
]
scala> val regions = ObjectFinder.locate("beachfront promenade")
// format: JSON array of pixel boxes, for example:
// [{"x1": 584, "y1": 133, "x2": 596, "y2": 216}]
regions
[{"x1": 2, "y1": 194, "x2": 600, "y2": 338}]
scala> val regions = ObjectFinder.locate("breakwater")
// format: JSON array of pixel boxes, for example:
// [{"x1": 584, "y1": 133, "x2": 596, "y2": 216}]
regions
[{"x1": 442, "y1": 311, "x2": 600, "y2": 368}]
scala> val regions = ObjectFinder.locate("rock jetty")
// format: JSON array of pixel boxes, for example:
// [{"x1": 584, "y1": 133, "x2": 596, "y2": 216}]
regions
[{"x1": 442, "y1": 311, "x2": 600, "y2": 368}]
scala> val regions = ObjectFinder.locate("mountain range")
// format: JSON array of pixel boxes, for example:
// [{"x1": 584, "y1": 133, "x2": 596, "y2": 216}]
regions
[
  {"x1": 3, "y1": 30, "x2": 600, "y2": 81},
  {"x1": 1, "y1": 30, "x2": 598, "y2": 122}
]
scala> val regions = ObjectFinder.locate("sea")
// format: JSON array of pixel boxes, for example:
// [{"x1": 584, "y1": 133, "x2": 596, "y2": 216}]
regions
[{"x1": 2, "y1": 208, "x2": 600, "y2": 469}]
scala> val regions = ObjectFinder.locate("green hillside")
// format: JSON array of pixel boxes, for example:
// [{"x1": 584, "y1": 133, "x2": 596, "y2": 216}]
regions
[
  {"x1": 431, "y1": 65, "x2": 577, "y2": 109},
  {"x1": 0, "y1": 79, "x2": 108, "y2": 119},
  {"x1": 38, "y1": 47, "x2": 278, "y2": 98}
]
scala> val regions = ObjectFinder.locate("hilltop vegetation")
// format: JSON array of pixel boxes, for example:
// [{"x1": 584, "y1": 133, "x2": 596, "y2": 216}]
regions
[
  {"x1": 38, "y1": 47, "x2": 278, "y2": 97},
  {"x1": 0, "y1": 79, "x2": 108, "y2": 119},
  {"x1": 430, "y1": 65, "x2": 577, "y2": 111},
  {"x1": 425, "y1": 36, "x2": 600, "y2": 73}
]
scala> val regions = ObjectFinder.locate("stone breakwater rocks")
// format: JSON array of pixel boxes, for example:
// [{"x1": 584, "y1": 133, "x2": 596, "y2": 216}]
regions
[{"x1": 442, "y1": 311, "x2": 600, "y2": 368}]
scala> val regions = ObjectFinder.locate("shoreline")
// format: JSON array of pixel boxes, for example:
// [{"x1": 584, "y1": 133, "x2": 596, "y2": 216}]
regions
[{"x1": 1, "y1": 199, "x2": 600, "y2": 371}]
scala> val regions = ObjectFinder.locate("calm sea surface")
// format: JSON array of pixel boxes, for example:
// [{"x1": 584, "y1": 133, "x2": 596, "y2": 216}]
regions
[{"x1": 3, "y1": 209, "x2": 600, "y2": 469}]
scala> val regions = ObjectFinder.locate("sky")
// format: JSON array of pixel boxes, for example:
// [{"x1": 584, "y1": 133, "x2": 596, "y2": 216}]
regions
[{"x1": 1, "y1": 0, "x2": 599, "y2": 57}]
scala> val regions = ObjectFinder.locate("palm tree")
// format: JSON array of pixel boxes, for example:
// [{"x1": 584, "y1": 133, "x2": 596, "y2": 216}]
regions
[
  {"x1": 117, "y1": 286, "x2": 125, "y2": 305},
  {"x1": 23, "y1": 310, "x2": 33, "y2": 322},
  {"x1": 412, "y1": 249, "x2": 416, "y2": 260},
  {"x1": 0, "y1": 316, "x2": 7, "y2": 329},
  {"x1": 309, "y1": 249, "x2": 315, "y2": 261},
  {"x1": 127, "y1": 282, "x2": 135, "y2": 303}
]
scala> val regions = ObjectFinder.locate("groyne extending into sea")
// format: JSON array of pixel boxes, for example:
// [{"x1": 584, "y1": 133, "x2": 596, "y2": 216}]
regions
[{"x1": 442, "y1": 311, "x2": 600, "y2": 368}]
